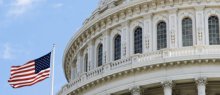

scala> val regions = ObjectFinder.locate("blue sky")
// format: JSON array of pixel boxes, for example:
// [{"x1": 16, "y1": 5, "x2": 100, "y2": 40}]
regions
[{"x1": 0, "y1": 0, "x2": 99, "y2": 94}]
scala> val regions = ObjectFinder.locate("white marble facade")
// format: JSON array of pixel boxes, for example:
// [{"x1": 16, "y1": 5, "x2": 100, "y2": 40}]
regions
[{"x1": 59, "y1": 0, "x2": 220, "y2": 95}]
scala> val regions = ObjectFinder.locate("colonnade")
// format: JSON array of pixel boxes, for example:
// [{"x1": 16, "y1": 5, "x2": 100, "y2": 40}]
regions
[{"x1": 111, "y1": 77, "x2": 207, "y2": 95}]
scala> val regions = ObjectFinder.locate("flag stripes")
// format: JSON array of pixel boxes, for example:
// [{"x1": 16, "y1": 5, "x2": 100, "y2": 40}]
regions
[{"x1": 8, "y1": 52, "x2": 51, "y2": 88}]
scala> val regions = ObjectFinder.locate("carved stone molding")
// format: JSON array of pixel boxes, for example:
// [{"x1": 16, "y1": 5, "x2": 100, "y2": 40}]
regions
[
  {"x1": 196, "y1": 77, "x2": 207, "y2": 86},
  {"x1": 145, "y1": 36, "x2": 150, "y2": 49},
  {"x1": 104, "y1": 51, "x2": 107, "y2": 63},
  {"x1": 171, "y1": 30, "x2": 175, "y2": 44},
  {"x1": 123, "y1": 43, "x2": 127, "y2": 56},
  {"x1": 130, "y1": 86, "x2": 141, "y2": 95},
  {"x1": 161, "y1": 80, "x2": 173, "y2": 88}
]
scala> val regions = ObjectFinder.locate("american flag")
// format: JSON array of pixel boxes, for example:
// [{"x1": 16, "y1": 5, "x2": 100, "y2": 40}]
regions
[{"x1": 8, "y1": 52, "x2": 51, "y2": 88}]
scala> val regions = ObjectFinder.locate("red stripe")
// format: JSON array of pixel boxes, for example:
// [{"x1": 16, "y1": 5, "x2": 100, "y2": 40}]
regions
[
  {"x1": 11, "y1": 62, "x2": 34, "y2": 70},
  {"x1": 9, "y1": 70, "x2": 50, "y2": 82},
  {"x1": 11, "y1": 67, "x2": 34, "y2": 75},
  {"x1": 12, "y1": 74, "x2": 49, "y2": 88},
  {"x1": 11, "y1": 68, "x2": 35, "y2": 76},
  {"x1": 13, "y1": 77, "x2": 48, "y2": 88},
  {"x1": 10, "y1": 74, "x2": 49, "y2": 85},
  {"x1": 11, "y1": 64, "x2": 35, "y2": 72},
  {"x1": 10, "y1": 72, "x2": 35, "y2": 79},
  {"x1": 11, "y1": 60, "x2": 34, "y2": 68}
]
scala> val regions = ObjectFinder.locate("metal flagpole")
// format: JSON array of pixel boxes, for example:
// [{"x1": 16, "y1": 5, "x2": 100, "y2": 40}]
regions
[{"x1": 51, "y1": 44, "x2": 55, "y2": 95}]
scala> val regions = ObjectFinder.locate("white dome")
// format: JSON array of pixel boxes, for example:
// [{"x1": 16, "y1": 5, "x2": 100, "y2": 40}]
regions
[{"x1": 59, "y1": 0, "x2": 220, "y2": 95}]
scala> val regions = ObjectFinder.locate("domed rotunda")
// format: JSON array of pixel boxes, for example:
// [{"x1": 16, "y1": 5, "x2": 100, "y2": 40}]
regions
[{"x1": 58, "y1": 0, "x2": 220, "y2": 95}]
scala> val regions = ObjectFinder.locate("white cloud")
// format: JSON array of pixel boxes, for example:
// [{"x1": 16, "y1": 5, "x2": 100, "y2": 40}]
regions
[
  {"x1": 7, "y1": 0, "x2": 43, "y2": 17},
  {"x1": 52, "y1": 3, "x2": 63, "y2": 8},
  {"x1": 2, "y1": 43, "x2": 14, "y2": 59},
  {"x1": 0, "y1": 42, "x2": 32, "y2": 60},
  {"x1": 16, "y1": 0, "x2": 32, "y2": 6},
  {"x1": 0, "y1": 0, "x2": 3, "y2": 5}
]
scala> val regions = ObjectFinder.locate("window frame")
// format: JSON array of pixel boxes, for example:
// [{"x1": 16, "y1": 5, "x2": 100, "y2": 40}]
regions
[
  {"x1": 97, "y1": 43, "x2": 103, "y2": 67},
  {"x1": 84, "y1": 53, "x2": 88, "y2": 72},
  {"x1": 182, "y1": 17, "x2": 193, "y2": 47},
  {"x1": 134, "y1": 27, "x2": 143, "y2": 54},
  {"x1": 208, "y1": 16, "x2": 220, "y2": 45},
  {"x1": 157, "y1": 21, "x2": 167, "y2": 50},
  {"x1": 114, "y1": 34, "x2": 121, "y2": 61}
]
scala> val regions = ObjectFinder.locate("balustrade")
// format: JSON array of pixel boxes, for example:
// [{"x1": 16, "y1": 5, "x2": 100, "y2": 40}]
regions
[{"x1": 59, "y1": 46, "x2": 220, "y2": 94}]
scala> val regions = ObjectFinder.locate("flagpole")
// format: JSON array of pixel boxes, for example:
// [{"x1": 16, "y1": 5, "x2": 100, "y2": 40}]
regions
[{"x1": 51, "y1": 44, "x2": 55, "y2": 95}]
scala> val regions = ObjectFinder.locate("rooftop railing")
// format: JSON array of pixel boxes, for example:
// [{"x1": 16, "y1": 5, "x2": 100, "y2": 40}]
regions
[{"x1": 58, "y1": 45, "x2": 220, "y2": 95}]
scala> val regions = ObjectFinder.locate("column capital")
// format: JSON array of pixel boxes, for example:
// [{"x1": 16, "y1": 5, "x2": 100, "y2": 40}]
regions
[
  {"x1": 161, "y1": 80, "x2": 173, "y2": 88},
  {"x1": 162, "y1": 80, "x2": 173, "y2": 95},
  {"x1": 195, "y1": 77, "x2": 207, "y2": 86},
  {"x1": 129, "y1": 86, "x2": 141, "y2": 95}
]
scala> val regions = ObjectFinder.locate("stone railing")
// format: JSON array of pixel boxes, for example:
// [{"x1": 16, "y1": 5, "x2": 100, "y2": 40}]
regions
[
  {"x1": 110, "y1": 57, "x2": 132, "y2": 69},
  {"x1": 86, "y1": 66, "x2": 104, "y2": 78},
  {"x1": 58, "y1": 45, "x2": 220, "y2": 95}
]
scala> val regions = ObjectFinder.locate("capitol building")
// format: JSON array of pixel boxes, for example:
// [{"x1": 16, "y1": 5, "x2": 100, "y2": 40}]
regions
[{"x1": 58, "y1": 0, "x2": 220, "y2": 95}]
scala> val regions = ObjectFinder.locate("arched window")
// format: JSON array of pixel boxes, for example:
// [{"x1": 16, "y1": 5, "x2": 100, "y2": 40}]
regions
[
  {"x1": 97, "y1": 44, "x2": 103, "y2": 67},
  {"x1": 209, "y1": 16, "x2": 220, "y2": 45},
  {"x1": 134, "y1": 27, "x2": 143, "y2": 54},
  {"x1": 84, "y1": 54, "x2": 88, "y2": 72},
  {"x1": 114, "y1": 35, "x2": 121, "y2": 60},
  {"x1": 157, "y1": 21, "x2": 167, "y2": 50},
  {"x1": 182, "y1": 17, "x2": 193, "y2": 46}
]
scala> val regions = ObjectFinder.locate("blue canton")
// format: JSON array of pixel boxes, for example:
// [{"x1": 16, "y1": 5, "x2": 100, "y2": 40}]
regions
[{"x1": 35, "y1": 52, "x2": 51, "y2": 74}]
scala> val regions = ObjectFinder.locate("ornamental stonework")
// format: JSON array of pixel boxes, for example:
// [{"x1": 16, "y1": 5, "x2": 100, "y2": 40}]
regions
[{"x1": 59, "y1": 0, "x2": 220, "y2": 95}]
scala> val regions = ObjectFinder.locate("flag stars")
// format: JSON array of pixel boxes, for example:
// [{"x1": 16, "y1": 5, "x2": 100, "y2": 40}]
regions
[{"x1": 35, "y1": 52, "x2": 51, "y2": 74}]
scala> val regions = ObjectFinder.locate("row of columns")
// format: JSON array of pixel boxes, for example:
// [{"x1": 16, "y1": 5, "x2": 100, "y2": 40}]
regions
[{"x1": 126, "y1": 77, "x2": 207, "y2": 95}]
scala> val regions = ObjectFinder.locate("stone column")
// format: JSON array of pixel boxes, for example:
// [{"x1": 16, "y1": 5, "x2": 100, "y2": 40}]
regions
[
  {"x1": 195, "y1": 6, "x2": 205, "y2": 45},
  {"x1": 130, "y1": 86, "x2": 141, "y2": 95},
  {"x1": 76, "y1": 53, "x2": 82, "y2": 77},
  {"x1": 162, "y1": 81, "x2": 173, "y2": 95},
  {"x1": 168, "y1": 9, "x2": 178, "y2": 49},
  {"x1": 70, "y1": 65, "x2": 74, "y2": 80},
  {"x1": 70, "y1": 63, "x2": 76, "y2": 80},
  {"x1": 103, "y1": 31, "x2": 110, "y2": 63},
  {"x1": 121, "y1": 21, "x2": 130, "y2": 58},
  {"x1": 88, "y1": 40, "x2": 95, "y2": 70},
  {"x1": 196, "y1": 77, "x2": 207, "y2": 95}
]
